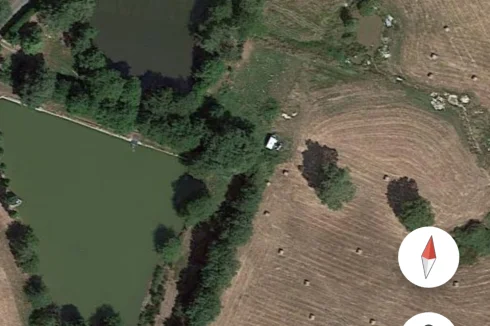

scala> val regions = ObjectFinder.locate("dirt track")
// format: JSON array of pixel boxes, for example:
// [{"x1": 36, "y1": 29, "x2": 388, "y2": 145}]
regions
[
  {"x1": 211, "y1": 81, "x2": 490, "y2": 326},
  {"x1": 0, "y1": 207, "x2": 26, "y2": 326},
  {"x1": 389, "y1": 0, "x2": 490, "y2": 107}
]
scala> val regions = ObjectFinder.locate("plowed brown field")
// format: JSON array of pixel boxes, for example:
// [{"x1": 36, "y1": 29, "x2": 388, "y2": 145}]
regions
[
  {"x1": 211, "y1": 81, "x2": 490, "y2": 326},
  {"x1": 390, "y1": 0, "x2": 490, "y2": 107}
]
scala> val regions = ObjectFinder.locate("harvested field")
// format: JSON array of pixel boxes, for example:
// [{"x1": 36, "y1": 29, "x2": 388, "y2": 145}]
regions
[
  {"x1": 211, "y1": 81, "x2": 490, "y2": 326},
  {"x1": 389, "y1": 0, "x2": 490, "y2": 107},
  {"x1": 0, "y1": 208, "x2": 27, "y2": 326}
]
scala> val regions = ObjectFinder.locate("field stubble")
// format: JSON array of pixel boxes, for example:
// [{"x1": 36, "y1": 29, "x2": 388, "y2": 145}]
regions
[{"x1": 211, "y1": 80, "x2": 490, "y2": 326}]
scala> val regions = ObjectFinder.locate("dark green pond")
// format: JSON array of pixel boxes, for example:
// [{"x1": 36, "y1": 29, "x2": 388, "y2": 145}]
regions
[
  {"x1": 92, "y1": 0, "x2": 195, "y2": 77},
  {"x1": 0, "y1": 100, "x2": 184, "y2": 325}
]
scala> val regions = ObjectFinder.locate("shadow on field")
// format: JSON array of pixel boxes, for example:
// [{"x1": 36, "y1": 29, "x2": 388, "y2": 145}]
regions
[
  {"x1": 300, "y1": 140, "x2": 338, "y2": 188},
  {"x1": 386, "y1": 176, "x2": 419, "y2": 216}
]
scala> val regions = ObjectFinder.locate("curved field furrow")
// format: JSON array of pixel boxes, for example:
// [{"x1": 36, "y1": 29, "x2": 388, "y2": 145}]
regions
[{"x1": 212, "y1": 82, "x2": 490, "y2": 326}]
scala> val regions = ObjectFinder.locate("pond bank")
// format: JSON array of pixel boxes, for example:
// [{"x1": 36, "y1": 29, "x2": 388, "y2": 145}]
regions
[{"x1": 0, "y1": 95, "x2": 180, "y2": 158}]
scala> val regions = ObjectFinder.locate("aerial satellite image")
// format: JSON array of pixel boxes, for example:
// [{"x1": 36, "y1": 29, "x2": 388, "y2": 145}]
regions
[{"x1": 0, "y1": 0, "x2": 489, "y2": 325}]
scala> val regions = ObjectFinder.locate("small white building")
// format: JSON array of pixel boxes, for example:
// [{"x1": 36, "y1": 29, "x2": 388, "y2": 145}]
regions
[
  {"x1": 266, "y1": 135, "x2": 281, "y2": 150},
  {"x1": 385, "y1": 15, "x2": 394, "y2": 27}
]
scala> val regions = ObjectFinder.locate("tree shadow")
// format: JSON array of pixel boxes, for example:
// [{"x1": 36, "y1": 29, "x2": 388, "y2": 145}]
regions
[
  {"x1": 171, "y1": 174, "x2": 207, "y2": 215},
  {"x1": 300, "y1": 140, "x2": 338, "y2": 188},
  {"x1": 60, "y1": 304, "x2": 84, "y2": 325},
  {"x1": 89, "y1": 304, "x2": 121, "y2": 326},
  {"x1": 139, "y1": 70, "x2": 192, "y2": 93},
  {"x1": 386, "y1": 177, "x2": 419, "y2": 216},
  {"x1": 153, "y1": 224, "x2": 177, "y2": 253},
  {"x1": 107, "y1": 59, "x2": 131, "y2": 78},
  {"x1": 10, "y1": 52, "x2": 45, "y2": 95}
]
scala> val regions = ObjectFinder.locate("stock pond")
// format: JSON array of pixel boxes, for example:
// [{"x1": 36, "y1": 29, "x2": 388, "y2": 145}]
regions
[
  {"x1": 92, "y1": 0, "x2": 195, "y2": 77},
  {"x1": 0, "y1": 100, "x2": 184, "y2": 325}
]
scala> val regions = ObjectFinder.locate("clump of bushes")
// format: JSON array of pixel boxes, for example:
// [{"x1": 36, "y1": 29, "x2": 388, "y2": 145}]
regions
[
  {"x1": 6, "y1": 221, "x2": 39, "y2": 273},
  {"x1": 19, "y1": 22, "x2": 43, "y2": 55},
  {"x1": 452, "y1": 218, "x2": 490, "y2": 265},
  {"x1": 386, "y1": 177, "x2": 434, "y2": 231},
  {"x1": 357, "y1": 0, "x2": 379, "y2": 16},
  {"x1": 137, "y1": 265, "x2": 167, "y2": 326},
  {"x1": 397, "y1": 197, "x2": 434, "y2": 231},
  {"x1": 315, "y1": 163, "x2": 356, "y2": 210}
]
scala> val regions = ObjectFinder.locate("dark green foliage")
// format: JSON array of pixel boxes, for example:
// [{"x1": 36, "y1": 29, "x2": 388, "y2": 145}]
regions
[
  {"x1": 2, "y1": 8, "x2": 36, "y2": 44},
  {"x1": 40, "y1": 0, "x2": 96, "y2": 33},
  {"x1": 29, "y1": 304, "x2": 61, "y2": 326},
  {"x1": 68, "y1": 23, "x2": 98, "y2": 55},
  {"x1": 19, "y1": 22, "x2": 44, "y2": 55},
  {"x1": 24, "y1": 275, "x2": 51, "y2": 309},
  {"x1": 453, "y1": 220, "x2": 490, "y2": 265},
  {"x1": 316, "y1": 163, "x2": 356, "y2": 210},
  {"x1": 6, "y1": 221, "x2": 39, "y2": 273},
  {"x1": 190, "y1": 126, "x2": 259, "y2": 176},
  {"x1": 75, "y1": 47, "x2": 107, "y2": 71},
  {"x1": 10, "y1": 54, "x2": 56, "y2": 108},
  {"x1": 89, "y1": 304, "x2": 122, "y2": 326},
  {"x1": 398, "y1": 198, "x2": 435, "y2": 231},
  {"x1": 196, "y1": 0, "x2": 265, "y2": 58},
  {"x1": 137, "y1": 265, "x2": 167, "y2": 326},
  {"x1": 0, "y1": 0, "x2": 11, "y2": 26},
  {"x1": 60, "y1": 304, "x2": 86, "y2": 326},
  {"x1": 357, "y1": 0, "x2": 379, "y2": 16},
  {"x1": 182, "y1": 193, "x2": 223, "y2": 227}
]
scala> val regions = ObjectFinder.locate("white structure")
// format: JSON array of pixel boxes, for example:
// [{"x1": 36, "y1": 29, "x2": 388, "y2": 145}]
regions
[
  {"x1": 266, "y1": 135, "x2": 281, "y2": 150},
  {"x1": 385, "y1": 15, "x2": 394, "y2": 27}
]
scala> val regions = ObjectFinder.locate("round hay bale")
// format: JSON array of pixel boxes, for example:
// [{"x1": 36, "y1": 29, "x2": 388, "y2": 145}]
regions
[
  {"x1": 383, "y1": 174, "x2": 390, "y2": 182},
  {"x1": 278, "y1": 248, "x2": 284, "y2": 256},
  {"x1": 266, "y1": 181, "x2": 272, "y2": 187},
  {"x1": 443, "y1": 25, "x2": 450, "y2": 32},
  {"x1": 356, "y1": 247, "x2": 363, "y2": 254},
  {"x1": 471, "y1": 74, "x2": 478, "y2": 81},
  {"x1": 430, "y1": 52, "x2": 438, "y2": 60},
  {"x1": 282, "y1": 169, "x2": 289, "y2": 176},
  {"x1": 304, "y1": 279, "x2": 310, "y2": 286},
  {"x1": 452, "y1": 280, "x2": 459, "y2": 287},
  {"x1": 427, "y1": 72, "x2": 434, "y2": 79},
  {"x1": 309, "y1": 314, "x2": 315, "y2": 321},
  {"x1": 263, "y1": 210, "x2": 270, "y2": 217},
  {"x1": 369, "y1": 319, "x2": 377, "y2": 325}
]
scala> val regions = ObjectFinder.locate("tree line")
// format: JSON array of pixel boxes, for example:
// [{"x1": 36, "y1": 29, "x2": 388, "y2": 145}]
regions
[{"x1": 1, "y1": 0, "x2": 278, "y2": 326}]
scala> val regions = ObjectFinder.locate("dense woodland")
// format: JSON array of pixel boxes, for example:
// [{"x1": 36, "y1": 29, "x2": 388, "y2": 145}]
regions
[{"x1": 0, "y1": 0, "x2": 277, "y2": 325}]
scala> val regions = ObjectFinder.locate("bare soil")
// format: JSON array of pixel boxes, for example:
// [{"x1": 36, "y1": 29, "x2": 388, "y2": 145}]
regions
[
  {"x1": 211, "y1": 81, "x2": 490, "y2": 326},
  {"x1": 0, "y1": 208, "x2": 28, "y2": 326}
]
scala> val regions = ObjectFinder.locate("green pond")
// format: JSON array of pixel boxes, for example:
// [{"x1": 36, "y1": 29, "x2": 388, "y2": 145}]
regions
[
  {"x1": 0, "y1": 100, "x2": 184, "y2": 325},
  {"x1": 92, "y1": 0, "x2": 195, "y2": 77}
]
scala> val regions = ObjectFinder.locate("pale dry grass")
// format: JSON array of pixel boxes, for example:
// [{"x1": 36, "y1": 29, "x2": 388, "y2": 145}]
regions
[
  {"x1": 388, "y1": 0, "x2": 490, "y2": 107},
  {"x1": 212, "y1": 81, "x2": 490, "y2": 326},
  {"x1": 0, "y1": 208, "x2": 28, "y2": 326}
]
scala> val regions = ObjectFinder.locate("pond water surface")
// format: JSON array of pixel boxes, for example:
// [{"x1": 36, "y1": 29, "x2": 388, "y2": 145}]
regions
[
  {"x1": 92, "y1": 0, "x2": 195, "y2": 77},
  {"x1": 0, "y1": 100, "x2": 184, "y2": 325}
]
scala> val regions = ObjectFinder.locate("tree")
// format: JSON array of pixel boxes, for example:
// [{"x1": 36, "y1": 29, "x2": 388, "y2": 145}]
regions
[
  {"x1": 398, "y1": 198, "x2": 435, "y2": 231},
  {"x1": 68, "y1": 22, "x2": 97, "y2": 55},
  {"x1": 60, "y1": 304, "x2": 86, "y2": 326},
  {"x1": 24, "y1": 275, "x2": 51, "y2": 309},
  {"x1": 160, "y1": 237, "x2": 182, "y2": 265},
  {"x1": 0, "y1": 0, "x2": 12, "y2": 26},
  {"x1": 357, "y1": 0, "x2": 379, "y2": 16},
  {"x1": 89, "y1": 305, "x2": 122, "y2": 326},
  {"x1": 19, "y1": 23, "x2": 44, "y2": 55},
  {"x1": 41, "y1": 0, "x2": 96, "y2": 33},
  {"x1": 75, "y1": 47, "x2": 106, "y2": 71},
  {"x1": 6, "y1": 221, "x2": 39, "y2": 272},
  {"x1": 29, "y1": 304, "x2": 60, "y2": 326},
  {"x1": 316, "y1": 163, "x2": 356, "y2": 210},
  {"x1": 191, "y1": 126, "x2": 258, "y2": 176}
]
